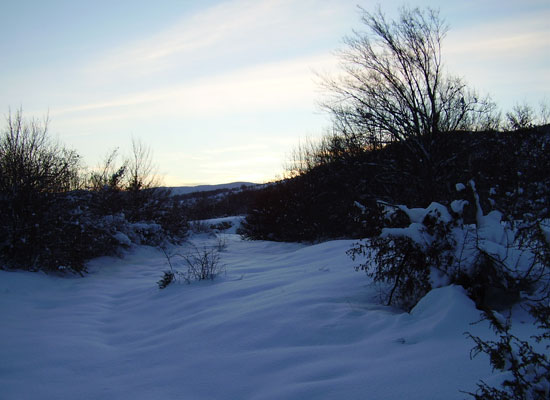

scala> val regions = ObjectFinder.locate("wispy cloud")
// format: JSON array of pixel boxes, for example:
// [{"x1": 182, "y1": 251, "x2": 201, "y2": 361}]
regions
[
  {"x1": 446, "y1": 11, "x2": 550, "y2": 59},
  {"x1": 436, "y1": 8, "x2": 550, "y2": 108},
  {"x1": 86, "y1": 0, "x2": 355, "y2": 81},
  {"x1": 202, "y1": 144, "x2": 269, "y2": 155},
  {"x1": 53, "y1": 53, "x2": 338, "y2": 123},
  {"x1": 52, "y1": 0, "x2": 351, "y2": 129}
]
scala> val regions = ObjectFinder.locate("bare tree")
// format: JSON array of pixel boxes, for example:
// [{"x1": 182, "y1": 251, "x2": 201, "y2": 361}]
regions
[
  {"x1": 506, "y1": 103, "x2": 536, "y2": 130},
  {"x1": 126, "y1": 137, "x2": 159, "y2": 192},
  {"x1": 123, "y1": 137, "x2": 170, "y2": 223},
  {"x1": 88, "y1": 148, "x2": 127, "y2": 191},
  {"x1": 539, "y1": 100, "x2": 550, "y2": 125},
  {"x1": 284, "y1": 133, "x2": 350, "y2": 178},
  {"x1": 0, "y1": 109, "x2": 80, "y2": 195},
  {"x1": 321, "y1": 6, "x2": 497, "y2": 187},
  {"x1": 88, "y1": 137, "x2": 158, "y2": 193}
]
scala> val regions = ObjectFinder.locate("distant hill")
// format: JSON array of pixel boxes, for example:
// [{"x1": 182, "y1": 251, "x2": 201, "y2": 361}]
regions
[
  {"x1": 164, "y1": 182, "x2": 258, "y2": 196},
  {"x1": 164, "y1": 182, "x2": 265, "y2": 220}
]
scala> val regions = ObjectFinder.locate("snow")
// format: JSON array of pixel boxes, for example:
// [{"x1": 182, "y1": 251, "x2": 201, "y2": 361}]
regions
[
  {"x1": 456, "y1": 183, "x2": 466, "y2": 192},
  {"x1": 451, "y1": 199, "x2": 469, "y2": 215},
  {"x1": 0, "y1": 229, "x2": 515, "y2": 399},
  {"x1": 397, "y1": 202, "x2": 452, "y2": 224},
  {"x1": 113, "y1": 231, "x2": 132, "y2": 246},
  {"x1": 380, "y1": 202, "x2": 453, "y2": 249},
  {"x1": 381, "y1": 222, "x2": 431, "y2": 249}
]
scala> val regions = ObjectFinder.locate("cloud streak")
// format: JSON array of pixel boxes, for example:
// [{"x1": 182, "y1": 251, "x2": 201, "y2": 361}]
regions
[
  {"x1": 443, "y1": 9, "x2": 550, "y2": 106},
  {"x1": 446, "y1": 11, "x2": 550, "y2": 58},
  {"x1": 54, "y1": 53, "x2": 338, "y2": 122},
  {"x1": 87, "y1": 0, "x2": 355, "y2": 81}
]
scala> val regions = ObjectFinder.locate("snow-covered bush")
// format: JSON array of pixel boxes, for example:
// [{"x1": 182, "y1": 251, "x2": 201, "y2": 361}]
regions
[
  {"x1": 464, "y1": 211, "x2": 550, "y2": 399},
  {"x1": 350, "y1": 181, "x2": 549, "y2": 311},
  {"x1": 14, "y1": 188, "x2": 189, "y2": 274},
  {"x1": 349, "y1": 201, "x2": 459, "y2": 310},
  {"x1": 466, "y1": 303, "x2": 550, "y2": 400}
]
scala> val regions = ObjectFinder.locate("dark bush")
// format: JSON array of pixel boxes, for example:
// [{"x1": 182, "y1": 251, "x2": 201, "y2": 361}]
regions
[
  {"x1": 0, "y1": 111, "x2": 189, "y2": 274},
  {"x1": 0, "y1": 110, "x2": 83, "y2": 272}
]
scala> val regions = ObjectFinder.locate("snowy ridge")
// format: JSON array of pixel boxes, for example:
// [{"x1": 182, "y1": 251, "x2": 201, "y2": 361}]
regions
[{"x1": 0, "y1": 225, "x2": 501, "y2": 399}]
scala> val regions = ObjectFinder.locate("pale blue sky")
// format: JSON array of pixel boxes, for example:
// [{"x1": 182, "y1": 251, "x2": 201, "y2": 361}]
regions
[{"x1": 2, "y1": 0, "x2": 549, "y2": 185}]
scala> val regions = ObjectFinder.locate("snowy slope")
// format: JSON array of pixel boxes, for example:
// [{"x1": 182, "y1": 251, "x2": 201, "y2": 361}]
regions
[{"x1": 1, "y1": 225, "x2": 503, "y2": 399}]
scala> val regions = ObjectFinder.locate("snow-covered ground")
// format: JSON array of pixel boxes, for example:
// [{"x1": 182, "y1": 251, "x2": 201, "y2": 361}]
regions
[{"x1": 1, "y1": 218, "x2": 514, "y2": 399}]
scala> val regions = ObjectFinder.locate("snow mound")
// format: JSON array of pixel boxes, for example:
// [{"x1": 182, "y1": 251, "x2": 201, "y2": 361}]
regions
[{"x1": 409, "y1": 285, "x2": 480, "y2": 338}]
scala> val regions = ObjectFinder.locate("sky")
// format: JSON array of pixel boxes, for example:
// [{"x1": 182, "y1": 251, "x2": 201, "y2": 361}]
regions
[{"x1": 1, "y1": 0, "x2": 549, "y2": 186}]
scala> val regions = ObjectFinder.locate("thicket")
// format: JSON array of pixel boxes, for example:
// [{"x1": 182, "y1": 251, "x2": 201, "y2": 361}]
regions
[
  {"x1": 0, "y1": 110, "x2": 188, "y2": 274},
  {"x1": 240, "y1": 124, "x2": 550, "y2": 242}
]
